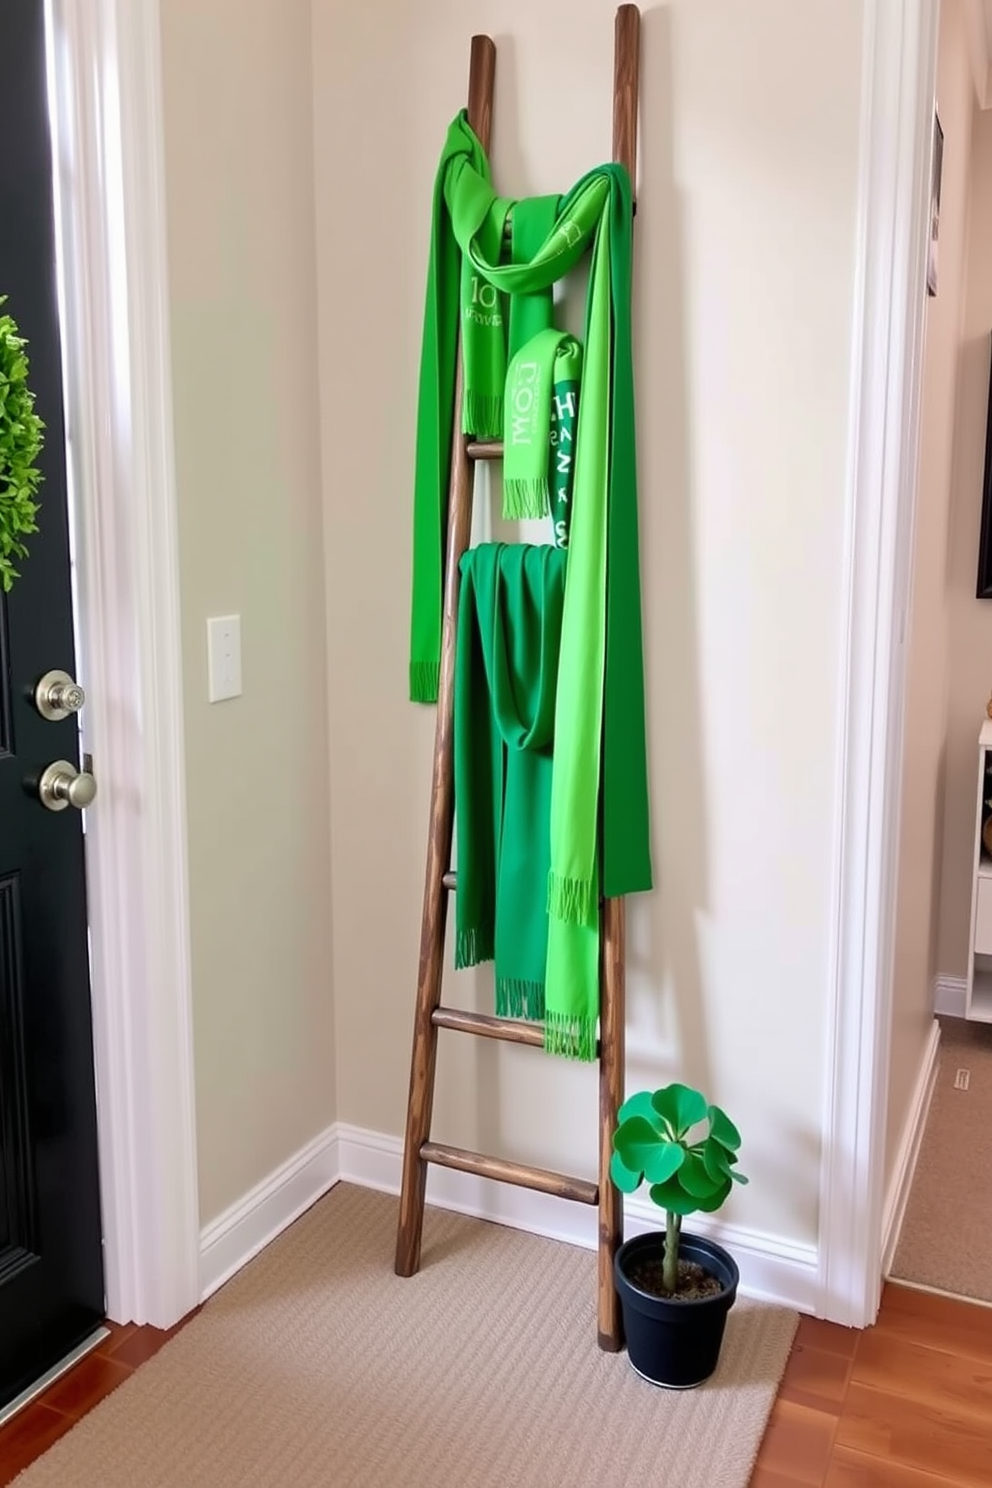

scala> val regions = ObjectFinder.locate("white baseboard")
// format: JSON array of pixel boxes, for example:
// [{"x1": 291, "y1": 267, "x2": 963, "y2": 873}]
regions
[
  {"x1": 933, "y1": 975, "x2": 967, "y2": 1019},
  {"x1": 200, "y1": 1120, "x2": 820, "y2": 1316},
  {"x1": 881, "y1": 1018, "x2": 940, "y2": 1274},
  {"x1": 336, "y1": 1122, "x2": 820, "y2": 1315},
  {"x1": 199, "y1": 1126, "x2": 340, "y2": 1301}
]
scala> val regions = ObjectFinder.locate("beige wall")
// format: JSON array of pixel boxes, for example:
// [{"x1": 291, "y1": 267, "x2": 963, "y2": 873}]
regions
[
  {"x1": 936, "y1": 103, "x2": 992, "y2": 981},
  {"x1": 886, "y1": 0, "x2": 976, "y2": 1182},
  {"x1": 159, "y1": 0, "x2": 336, "y2": 1222},
  {"x1": 314, "y1": 0, "x2": 864, "y2": 1250}
]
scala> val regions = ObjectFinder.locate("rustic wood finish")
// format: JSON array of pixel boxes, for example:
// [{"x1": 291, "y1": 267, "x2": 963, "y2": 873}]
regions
[
  {"x1": 596, "y1": 1, "x2": 640, "y2": 1355},
  {"x1": 613, "y1": 4, "x2": 640, "y2": 182},
  {"x1": 432, "y1": 1007, "x2": 549, "y2": 1047},
  {"x1": 421, "y1": 1143, "x2": 599, "y2": 1206},
  {"x1": 465, "y1": 440, "x2": 504, "y2": 460},
  {"x1": 395, "y1": 9, "x2": 642, "y2": 1353},
  {"x1": 598, "y1": 896, "x2": 626, "y2": 1350},
  {"x1": 394, "y1": 33, "x2": 497, "y2": 1281}
]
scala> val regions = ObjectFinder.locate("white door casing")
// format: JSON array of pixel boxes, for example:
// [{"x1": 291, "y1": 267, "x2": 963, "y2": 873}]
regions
[
  {"x1": 818, "y1": 0, "x2": 937, "y2": 1326},
  {"x1": 48, "y1": 0, "x2": 200, "y2": 1328}
]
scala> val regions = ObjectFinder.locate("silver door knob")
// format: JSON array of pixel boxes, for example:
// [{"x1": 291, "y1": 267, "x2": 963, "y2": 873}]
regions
[
  {"x1": 38, "y1": 759, "x2": 98, "y2": 812},
  {"x1": 35, "y1": 669, "x2": 86, "y2": 721}
]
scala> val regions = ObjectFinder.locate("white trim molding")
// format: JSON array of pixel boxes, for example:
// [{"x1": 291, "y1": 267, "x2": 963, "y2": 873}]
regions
[
  {"x1": 195, "y1": 1123, "x2": 820, "y2": 1318},
  {"x1": 933, "y1": 975, "x2": 968, "y2": 1018},
  {"x1": 335, "y1": 1124, "x2": 819, "y2": 1316},
  {"x1": 49, "y1": 0, "x2": 200, "y2": 1328},
  {"x1": 200, "y1": 1129, "x2": 340, "y2": 1301},
  {"x1": 881, "y1": 1019, "x2": 940, "y2": 1272},
  {"x1": 819, "y1": 0, "x2": 938, "y2": 1329}
]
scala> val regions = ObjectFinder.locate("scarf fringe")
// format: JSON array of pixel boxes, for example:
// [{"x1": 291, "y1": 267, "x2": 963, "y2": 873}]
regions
[
  {"x1": 410, "y1": 660, "x2": 440, "y2": 704},
  {"x1": 547, "y1": 870, "x2": 595, "y2": 926},
  {"x1": 543, "y1": 1010, "x2": 597, "y2": 1062},
  {"x1": 464, "y1": 391, "x2": 504, "y2": 440},
  {"x1": 496, "y1": 976, "x2": 545, "y2": 1021},
  {"x1": 503, "y1": 478, "x2": 550, "y2": 522},
  {"x1": 455, "y1": 926, "x2": 494, "y2": 970}
]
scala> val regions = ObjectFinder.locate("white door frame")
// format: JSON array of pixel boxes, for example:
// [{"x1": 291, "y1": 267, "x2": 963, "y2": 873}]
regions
[
  {"x1": 43, "y1": 0, "x2": 938, "y2": 1331},
  {"x1": 817, "y1": 0, "x2": 938, "y2": 1326},
  {"x1": 48, "y1": 0, "x2": 200, "y2": 1328}
]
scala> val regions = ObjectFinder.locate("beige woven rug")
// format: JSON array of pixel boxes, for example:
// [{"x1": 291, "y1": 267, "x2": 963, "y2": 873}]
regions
[
  {"x1": 890, "y1": 1016, "x2": 992, "y2": 1304},
  {"x1": 15, "y1": 1185, "x2": 797, "y2": 1487}
]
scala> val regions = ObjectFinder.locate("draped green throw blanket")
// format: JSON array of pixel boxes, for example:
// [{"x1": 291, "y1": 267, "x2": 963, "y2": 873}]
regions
[{"x1": 410, "y1": 112, "x2": 653, "y2": 1059}]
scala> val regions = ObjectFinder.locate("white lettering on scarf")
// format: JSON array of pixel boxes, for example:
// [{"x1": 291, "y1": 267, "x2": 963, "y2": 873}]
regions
[{"x1": 510, "y1": 361, "x2": 539, "y2": 446}]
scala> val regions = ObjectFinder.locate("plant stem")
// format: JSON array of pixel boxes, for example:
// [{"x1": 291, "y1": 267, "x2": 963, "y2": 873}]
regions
[{"x1": 664, "y1": 1210, "x2": 681, "y2": 1294}]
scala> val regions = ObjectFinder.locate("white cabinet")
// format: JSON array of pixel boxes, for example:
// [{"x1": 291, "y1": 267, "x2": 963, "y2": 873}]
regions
[{"x1": 965, "y1": 719, "x2": 992, "y2": 1021}]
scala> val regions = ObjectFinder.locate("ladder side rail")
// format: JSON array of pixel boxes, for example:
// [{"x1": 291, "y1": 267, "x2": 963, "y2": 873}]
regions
[
  {"x1": 597, "y1": 0, "x2": 640, "y2": 1353},
  {"x1": 395, "y1": 35, "x2": 497, "y2": 1279}
]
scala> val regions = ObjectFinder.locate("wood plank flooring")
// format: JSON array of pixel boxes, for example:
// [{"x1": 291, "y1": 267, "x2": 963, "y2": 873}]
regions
[
  {"x1": 750, "y1": 1283, "x2": 992, "y2": 1486},
  {"x1": 0, "y1": 1320, "x2": 183, "y2": 1486},
  {"x1": 0, "y1": 1282, "x2": 988, "y2": 1484}
]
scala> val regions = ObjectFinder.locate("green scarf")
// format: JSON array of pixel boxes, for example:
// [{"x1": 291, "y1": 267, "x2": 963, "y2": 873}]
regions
[
  {"x1": 503, "y1": 330, "x2": 582, "y2": 521},
  {"x1": 409, "y1": 119, "x2": 504, "y2": 704},
  {"x1": 453, "y1": 533, "x2": 600, "y2": 1059},
  {"x1": 409, "y1": 115, "x2": 602, "y2": 705},
  {"x1": 508, "y1": 195, "x2": 560, "y2": 359},
  {"x1": 411, "y1": 113, "x2": 653, "y2": 1057},
  {"x1": 550, "y1": 361, "x2": 579, "y2": 550},
  {"x1": 454, "y1": 543, "x2": 565, "y2": 1019}
]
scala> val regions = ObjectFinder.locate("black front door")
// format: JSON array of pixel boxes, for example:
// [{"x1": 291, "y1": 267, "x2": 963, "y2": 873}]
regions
[{"x1": 0, "y1": 0, "x2": 105, "y2": 1409}]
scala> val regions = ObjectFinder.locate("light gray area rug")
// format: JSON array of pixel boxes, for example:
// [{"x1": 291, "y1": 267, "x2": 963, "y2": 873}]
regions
[
  {"x1": 15, "y1": 1185, "x2": 797, "y2": 1487},
  {"x1": 890, "y1": 1016, "x2": 992, "y2": 1304}
]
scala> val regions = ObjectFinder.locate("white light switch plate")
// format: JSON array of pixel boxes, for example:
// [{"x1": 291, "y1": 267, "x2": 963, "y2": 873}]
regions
[{"x1": 207, "y1": 615, "x2": 242, "y2": 702}]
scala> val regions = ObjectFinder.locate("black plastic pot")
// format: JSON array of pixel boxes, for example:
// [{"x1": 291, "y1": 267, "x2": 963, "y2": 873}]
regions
[{"x1": 614, "y1": 1230, "x2": 740, "y2": 1388}]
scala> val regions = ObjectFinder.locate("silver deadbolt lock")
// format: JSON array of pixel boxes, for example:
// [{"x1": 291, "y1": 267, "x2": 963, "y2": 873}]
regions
[
  {"x1": 35, "y1": 669, "x2": 86, "y2": 721},
  {"x1": 38, "y1": 759, "x2": 98, "y2": 813}
]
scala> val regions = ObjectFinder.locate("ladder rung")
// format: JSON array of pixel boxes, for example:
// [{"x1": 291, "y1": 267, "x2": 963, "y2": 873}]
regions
[
  {"x1": 432, "y1": 1006, "x2": 545, "y2": 1046},
  {"x1": 420, "y1": 1140, "x2": 598, "y2": 1205},
  {"x1": 444, "y1": 867, "x2": 613, "y2": 908},
  {"x1": 467, "y1": 440, "x2": 503, "y2": 461}
]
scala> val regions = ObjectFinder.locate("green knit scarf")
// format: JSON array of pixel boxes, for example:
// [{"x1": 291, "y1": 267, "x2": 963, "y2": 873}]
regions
[
  {"x1": 410, "y1": 112, "x2": 652, "y2": 1057},
  {"x1": 454, "y1": 542, "x2": 565, "y2": 1020},
  {"x1": 503, "y1": 330, "x2": 582, "y2": 521}
]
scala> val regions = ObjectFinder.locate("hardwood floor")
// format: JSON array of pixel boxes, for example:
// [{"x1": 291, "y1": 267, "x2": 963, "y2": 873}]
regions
[
  {"x1": 0, "y1": 1320, "x2": 182, "y2": 1486},
  {"x1": 0, "y1": 1282, "x2": 988, "y2": 1484},
  {"x1": 750, "y1": 1283, "x2": 992, "y2": 1486}
]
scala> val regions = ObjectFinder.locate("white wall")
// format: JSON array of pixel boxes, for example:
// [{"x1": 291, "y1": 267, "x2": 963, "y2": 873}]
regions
[
  {"x1": 313, "y1": 0, "x2": 865, "y2": 1253},
  {"x1": 159, "y1": 0, "x2": 336, "y2": 1223},
  {"x1": 887, "y1": 0, "x2": 975, "y2": 1181}
]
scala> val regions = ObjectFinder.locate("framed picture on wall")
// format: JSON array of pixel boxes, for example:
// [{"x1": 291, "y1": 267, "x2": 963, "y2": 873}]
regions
[
  {"x1": 975, "y1": 338, "x2": 992, "y2": 597},
  {"x1": 927, "y1": 111, "x2": 943, "y2": 297}
]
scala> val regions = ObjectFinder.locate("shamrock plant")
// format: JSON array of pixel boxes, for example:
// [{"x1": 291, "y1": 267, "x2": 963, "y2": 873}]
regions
[
  {"x1": 0, "y1": 297, "x2": 44, "y2": 593},
  {"x1": 611, "y1": 1083, "x2": 748, "y2": 1294}
]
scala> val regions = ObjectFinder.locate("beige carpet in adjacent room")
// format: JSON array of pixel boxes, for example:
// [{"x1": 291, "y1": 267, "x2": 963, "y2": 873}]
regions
[
  {"x1": 13, "y1": 1185, "x2": 796, "y2": 1487},
  {"x1": 890, "y1": 1015, "x2": 992, "y2": 1304}
]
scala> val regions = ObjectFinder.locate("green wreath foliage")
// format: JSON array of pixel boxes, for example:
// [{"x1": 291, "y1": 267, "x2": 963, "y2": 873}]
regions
[{"x1": 0, "y1": 296, "x2": 43, "y2": 592}]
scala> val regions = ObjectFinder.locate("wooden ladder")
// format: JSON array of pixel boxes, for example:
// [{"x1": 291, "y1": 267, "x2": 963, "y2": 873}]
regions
[{"x1": 394, "y1": 4, "x2": 640, "y2": 1353}]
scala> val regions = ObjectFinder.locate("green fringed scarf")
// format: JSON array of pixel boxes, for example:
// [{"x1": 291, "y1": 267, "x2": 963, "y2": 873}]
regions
[
  {"x1": 454, "y1": 543, "x2": 565, "y2": 1020},
  {"x1": 410, "y1": 112, "x2": 653, "y2": 1058},
  {"x1": 503, "y1": 330, "x2": 582, "y2": 522}
]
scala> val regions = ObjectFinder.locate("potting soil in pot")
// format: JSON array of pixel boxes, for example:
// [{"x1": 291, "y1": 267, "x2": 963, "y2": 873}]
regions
[{"x1": 625, "y1": 1255, "x2": 725, "y2": 1302}]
